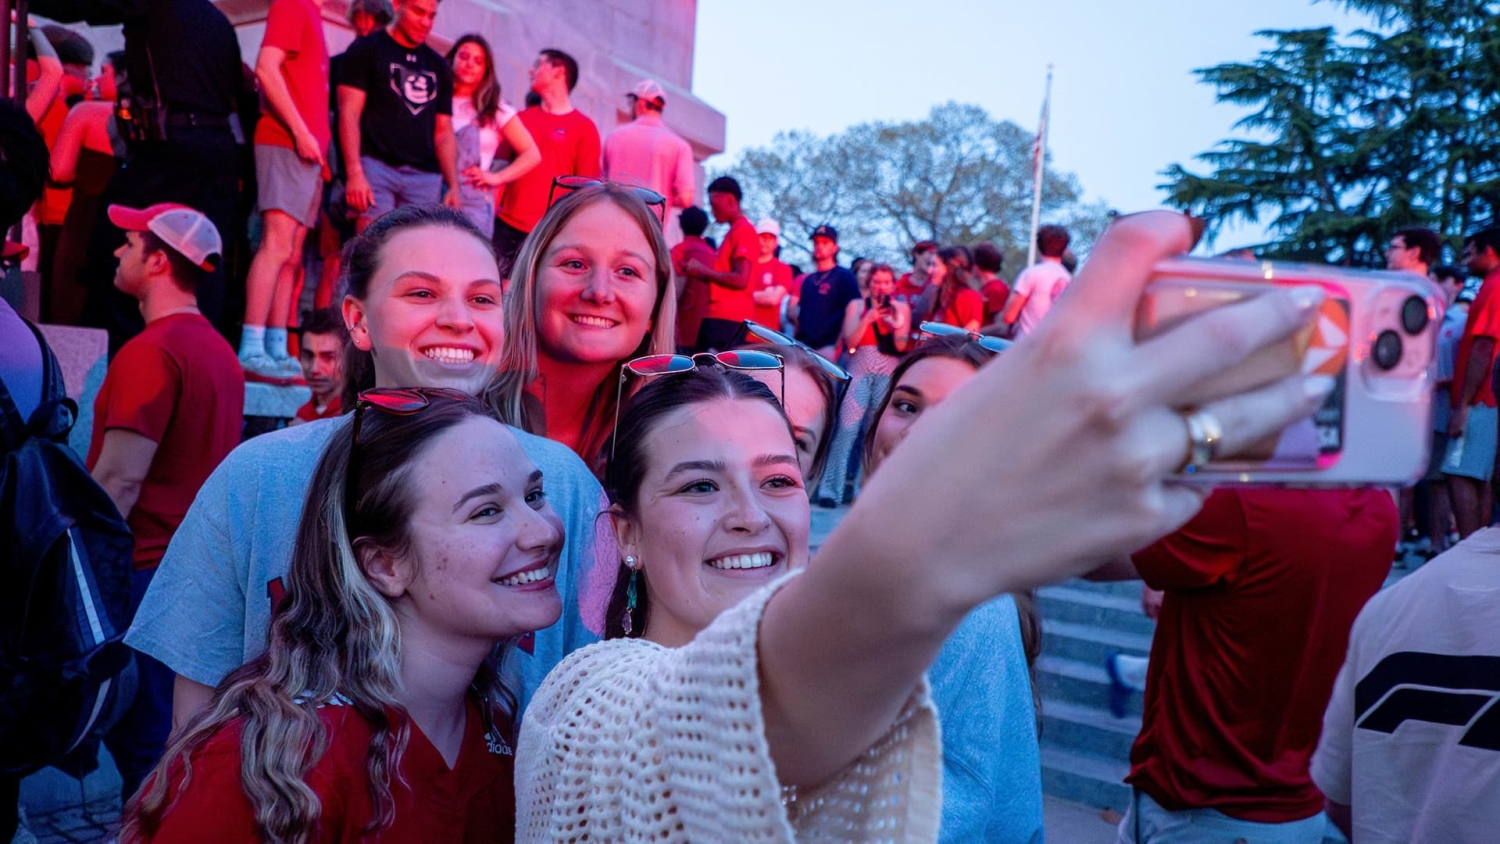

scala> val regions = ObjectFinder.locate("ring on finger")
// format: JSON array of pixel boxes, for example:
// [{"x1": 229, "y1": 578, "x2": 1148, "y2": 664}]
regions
[{"x1": 1179, "y1": 407, "x2": 1224, "y2": 473}]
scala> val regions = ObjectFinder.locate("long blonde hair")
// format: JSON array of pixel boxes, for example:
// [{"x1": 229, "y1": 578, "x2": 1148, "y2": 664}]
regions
[
  {"x1": 486, "y1": 184, "x2": 677, "y2": 469},
  {"x1": 120, "y1": 395, "x2": 511, "y2": 844}
]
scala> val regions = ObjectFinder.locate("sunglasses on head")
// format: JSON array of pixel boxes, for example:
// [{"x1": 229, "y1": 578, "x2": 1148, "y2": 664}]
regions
[
  {"x1": 346, "y1": 387, "x2": 471, "y2": 512},
  {"x1": 611, "y1": 350, "x2": 785, "y2": 467},
  {"x1": 917, "y1": 321, "x2": 1012, "y2": 354},
  {"x1": 547, "y1": 175, "x2": 667, "y2": 224},
  {"x1": 731, "y1": 320, "x2": 851, "y2": 383}
]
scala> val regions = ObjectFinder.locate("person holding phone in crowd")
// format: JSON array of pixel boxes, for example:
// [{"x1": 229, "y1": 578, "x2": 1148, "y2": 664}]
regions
[
  {"x1": 815, "y1": 263, "x2": 909, "y2": 505},
  {"x1": 516, "y1": 210, "x2": 1336, "y2": 836}
]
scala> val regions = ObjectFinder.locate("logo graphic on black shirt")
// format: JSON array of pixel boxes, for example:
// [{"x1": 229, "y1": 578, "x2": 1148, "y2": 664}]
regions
[{"x1": 389, "y1": 63, "x2": 438, "y2": 115}]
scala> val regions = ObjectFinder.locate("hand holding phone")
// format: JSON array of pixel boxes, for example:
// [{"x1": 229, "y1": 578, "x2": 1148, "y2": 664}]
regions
[{"x1": 1136, "y1": 257, "x2": 1443, "y2": 486}]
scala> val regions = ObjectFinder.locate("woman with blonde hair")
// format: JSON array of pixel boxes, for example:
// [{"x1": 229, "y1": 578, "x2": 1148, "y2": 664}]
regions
[
  {"x1": 487, "y1": 182, "x2": 677, "y2": 475},
  {"x1": 121, "y1": 391, "x2": 565, "y2": 841}
]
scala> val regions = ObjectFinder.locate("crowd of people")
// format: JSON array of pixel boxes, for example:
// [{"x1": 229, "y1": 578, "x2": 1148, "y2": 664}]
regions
[{"x1": 2, "y1": 2, "x2": 1500, "y2": 843}]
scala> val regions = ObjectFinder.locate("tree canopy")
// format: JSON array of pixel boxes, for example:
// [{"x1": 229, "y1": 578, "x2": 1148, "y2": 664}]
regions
[
  {"x1": 715, "y1": 102, "x2": 1110, "y2": 276},
  {"x1": 1161, "y1": 0, "x2": 1500, "y2": 266}
]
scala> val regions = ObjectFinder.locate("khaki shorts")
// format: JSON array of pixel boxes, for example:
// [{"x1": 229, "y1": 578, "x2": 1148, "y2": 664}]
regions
[{"x1": 255, "y1": 143, "x2": 321, "y2": 228}]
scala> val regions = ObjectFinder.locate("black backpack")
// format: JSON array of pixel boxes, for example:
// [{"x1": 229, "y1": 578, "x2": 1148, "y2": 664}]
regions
[{"x1": 0, "y1": 320, "x2": 137, "y2": 776}]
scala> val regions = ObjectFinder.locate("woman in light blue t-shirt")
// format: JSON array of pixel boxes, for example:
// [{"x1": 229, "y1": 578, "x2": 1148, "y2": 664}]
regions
[{"x1": 864, "y1": 334, "x2": 1045, "y2": 844}]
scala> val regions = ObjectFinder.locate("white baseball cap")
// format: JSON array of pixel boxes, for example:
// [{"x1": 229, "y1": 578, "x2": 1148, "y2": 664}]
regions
[
  {"x1": 755, "y1": 219, "x2": 781, "y2": 238},
  {"x1": 108, "y1": 203, "x2": 223, "y2": 271},
  {"x1": 628, "y1": 79, "x2": 666, "y2": 105}
]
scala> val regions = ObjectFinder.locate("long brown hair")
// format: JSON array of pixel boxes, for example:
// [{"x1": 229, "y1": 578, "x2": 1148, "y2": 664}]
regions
[
  {"x1": 339, "y1": 205, "x2": 497, "y2": 410},
  {"x1": 485, "y1": 184, "x2": 677, "y2": 471},
  {"x1": 446, "y1": 34, "x2": 501, "y2": 128},
  {"x1": 120, "y1": 395, "x2": 513, "y2": 844}
]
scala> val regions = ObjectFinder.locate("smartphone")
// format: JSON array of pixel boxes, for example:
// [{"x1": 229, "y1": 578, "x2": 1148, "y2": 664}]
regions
[{"x1": 1136, "y1": 256, "x2": 1445, "y2": 486}]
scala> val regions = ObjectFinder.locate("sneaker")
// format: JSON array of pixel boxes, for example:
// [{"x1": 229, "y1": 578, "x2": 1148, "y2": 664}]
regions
[
  {"x1": 241, "y1": 354, "x2": 301, "y2": 383},
  {"x1": 267, "y1": 355, "x2": 305, "y2": 379},
  {"x1": 1103, "y1": 651, "x2": 1132, "y2": 719}
]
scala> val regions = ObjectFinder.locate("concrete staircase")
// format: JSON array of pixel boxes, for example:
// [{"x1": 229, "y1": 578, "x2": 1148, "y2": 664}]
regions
[{"x1": 1036, "y1": 578, "x2": 1152, "y2": 814}]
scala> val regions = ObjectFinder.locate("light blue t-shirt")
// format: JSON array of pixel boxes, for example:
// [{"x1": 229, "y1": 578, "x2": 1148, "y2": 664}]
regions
[
  {"x1": 124, "y1": 416, "x2": 605, "y2": 713},
  {"x1": 929, "y1": 594, "x2": 1045, "y2": 844}
]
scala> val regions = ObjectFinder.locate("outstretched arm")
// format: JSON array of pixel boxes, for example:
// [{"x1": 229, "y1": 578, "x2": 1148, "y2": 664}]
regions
[{"x1": 754, "y1": 211, "x2": 1331, "y2": 789}]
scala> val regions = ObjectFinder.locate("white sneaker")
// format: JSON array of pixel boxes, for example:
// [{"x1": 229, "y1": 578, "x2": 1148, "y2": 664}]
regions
[
  {"x1": 267, "y1": 356, "x2": 305, "y2": 380},
  {"x1": 241, "y1": 354, "x2": 293, "y2": 380}
]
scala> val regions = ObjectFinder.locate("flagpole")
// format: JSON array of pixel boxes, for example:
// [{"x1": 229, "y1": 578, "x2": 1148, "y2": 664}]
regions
[{"x1": 1027, "y1": 65, "x2": 1053, "y2": 268}]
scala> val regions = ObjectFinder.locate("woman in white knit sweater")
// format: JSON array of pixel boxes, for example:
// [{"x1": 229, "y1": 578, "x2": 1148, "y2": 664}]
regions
[{"x1": 515, "y1": 211, "x2": 1335, "y2": 840}]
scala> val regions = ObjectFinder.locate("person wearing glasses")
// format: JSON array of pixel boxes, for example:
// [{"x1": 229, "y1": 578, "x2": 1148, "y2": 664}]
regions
[
  {"x1": 486, "y1": 182, "x2": 677, "y2": 476},
  {"x1": 121, "y1": 393, "x2": 557, "y2": 840},
  {"x1": 863, "y1": 333, "x2": 1043, "y2": 844},
  {"x1": 815, "y1": 262, "x2": 910, "y2": 506},
  {"x1": 447, "y1": 34, "x2": 541, "y2": 241},
  {"x1": 125, "y1": 205, "x2": 608, "y2": 739},
  {"x1": 516, "y1": 211, "x2": 1337, "y2": 837}
]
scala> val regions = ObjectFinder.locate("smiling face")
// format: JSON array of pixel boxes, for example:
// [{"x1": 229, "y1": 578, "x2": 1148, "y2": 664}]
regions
[
  {"x1": 386, "y1": 417, "x2": 565, "y2": 646},
  {"x1": 535, "y1": 200, "x2": 659, "y2": 366},
  {"x1": 615, "y1": 397, "x2": 810, "y2": 647},
  {"x1": 868, "y1": 356, "x2": 979, "y2": 474},
  {"x1": 451, "y1": 41, "x2": 488, "y2": 89},
  {"x1": 750, "y1": 364, "x2": 829, "y2": 485},
  {"x1": 343, "y1": 225, "x2": 505, "y2": 396}
]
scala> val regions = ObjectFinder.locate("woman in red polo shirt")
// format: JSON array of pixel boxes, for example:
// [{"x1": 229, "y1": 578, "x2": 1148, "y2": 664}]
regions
[
  {"x1": 120, "y1": 393, "x2": 563, "y2": 842},
  {"x1": 486, "y1": 183, "x2": 677, "y2": 476}
]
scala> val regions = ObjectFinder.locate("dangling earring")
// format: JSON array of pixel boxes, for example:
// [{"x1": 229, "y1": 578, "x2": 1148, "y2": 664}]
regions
[{"x1": 622, "y1": 556, "x2": 640, "y2": 636}]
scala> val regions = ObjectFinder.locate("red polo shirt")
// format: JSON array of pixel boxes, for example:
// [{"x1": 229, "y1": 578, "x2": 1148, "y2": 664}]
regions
[{"x1": 1127, "y1": 488, "x2": 1396, "y2": 822}]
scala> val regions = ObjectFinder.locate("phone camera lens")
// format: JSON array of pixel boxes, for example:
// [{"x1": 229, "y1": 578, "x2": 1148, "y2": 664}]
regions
[
  {"x1": 1374, "y1": 330, "x2": 1403, "y2": 371},
  {"x1": 1400, "y1": 296, "x2": 1429, "y2": 334}
]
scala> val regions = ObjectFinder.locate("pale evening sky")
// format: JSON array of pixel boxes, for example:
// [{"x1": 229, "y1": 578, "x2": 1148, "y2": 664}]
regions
[{"x1": 692, "y1": 0, "x2": 1377, "y2": 251}]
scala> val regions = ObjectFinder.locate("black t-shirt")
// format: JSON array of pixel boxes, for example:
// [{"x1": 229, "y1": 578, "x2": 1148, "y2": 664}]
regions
[
  {"x1": 796, "y1": 265, "x2": 861, "y2": 349},
  {"x1": 32, "y1": 0, "x2": 241, "y2": 119},
  {"x1": 338, "y1": 30, "x2": 453, "y2": 172}
]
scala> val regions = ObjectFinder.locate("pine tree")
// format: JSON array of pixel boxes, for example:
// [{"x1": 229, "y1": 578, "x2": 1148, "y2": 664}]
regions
[{"x1": 1162, "y1": 1, "x2": 1500, "y2": 265}]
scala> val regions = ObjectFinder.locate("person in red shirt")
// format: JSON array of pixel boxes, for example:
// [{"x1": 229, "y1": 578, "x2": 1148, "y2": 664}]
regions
[
  {"x1": 751, "y1": 218, "x2": 794, "y2": 328},
  {"x1": 683, "y1": 175, "x2": 756, "y2": 350},
  {"x1": 895, "y1": 240, "x2": 938, "y2": 323},
  {"x1": 240, "y1": 0, "x2": 331, "y2": 380},
  {"x1": 119, "y1": 393, "x2": 562, "y2": 842},
  {"x1": 85, "y1": 203, "x2": 244, "y2": 803},
  {"x1": 1093, "y1": 488, "x2": 1397, "y2": 842},
  {"x1": 1445, "y1": 227, "x2": 1500, "y2": 537},
  {"x1": 671, "y1": 205, "x2": 716, "y2": 352},
  {"x1": 290, "y1": 308, "x2": 348, "y2": 425},
  {"x1": 485, "y1": 182, "x2": 678, "y2": 476},
  {"x1": 931, "y1": 245, "x2": 984, "y2": 333},
  {"x1": 973, "y1": 240, "x2": 1010, "y2": 329},
  {"x1": 493, "y1": 49, "x2": 601, "y2": 272}
]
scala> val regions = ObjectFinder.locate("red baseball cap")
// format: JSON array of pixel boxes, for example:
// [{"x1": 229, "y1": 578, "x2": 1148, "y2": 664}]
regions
[{"x1": 108, "y1": 202, "x2": 223, "y2": 271}]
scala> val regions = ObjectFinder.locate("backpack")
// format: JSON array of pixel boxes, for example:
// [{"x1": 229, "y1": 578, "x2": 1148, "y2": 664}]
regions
[{"x1": 0, "y1": 319, "x2": 137, "y2": 776}]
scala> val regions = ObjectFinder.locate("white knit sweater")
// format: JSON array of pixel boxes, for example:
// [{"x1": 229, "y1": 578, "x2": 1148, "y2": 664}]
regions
[{"x1": 515, "y1": 572, "x2": 943, "y2": 842}]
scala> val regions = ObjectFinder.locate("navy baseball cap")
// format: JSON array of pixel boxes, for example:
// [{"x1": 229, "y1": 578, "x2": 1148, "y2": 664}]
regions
[{"x1": 811, "y1": 224, "x2": 838, "y2": 242}]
